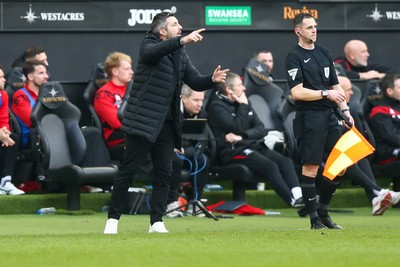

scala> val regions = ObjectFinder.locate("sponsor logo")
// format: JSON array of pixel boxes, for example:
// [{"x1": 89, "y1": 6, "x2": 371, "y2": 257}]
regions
[
  {"x1": 255, "y1": 64, "x2": 264, "y2": 73},
  {"x1": 367, "y1": 3, "x2": 385, "y2": 22},
  {"x1": 243, "y1": 149, "x2": 254, "y2": 155},
  {"x1": 128, "y1": 6, "x2": 177, "y2": 27},
  {"x1": 367, "y1": 3, "x2": 400, "y2": 22},
  {"x1": 20, "y1": 4, "x2": 85, "y2": 24},
  {"x1": 304, "y1": 58, "x2": 311, "y2": 63},
  {"x1": 287, "y1": 68, "x2": 298, "y2": 81},
  {"x1": 205, "y1": 6, "x2": 252, "y2": 26},
  {"x1": 42, "y1": 87, "x2": 67, "y2": 103},
  {"x1": 324, "y1": 67, "x2": 330, "y2": 78},
  {"x1": 245, "y1": 66, "x2": 270, "y2": 82},
  {"x1": 283, "y1": 6, "x2": 319, "y2": 20}
]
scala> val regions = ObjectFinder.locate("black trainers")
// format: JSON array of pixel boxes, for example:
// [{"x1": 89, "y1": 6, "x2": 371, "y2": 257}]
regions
[
  {"x1": 320, "y1": 216, "x2": 343, "y2": 230},
  {"x1": 311, "y1": 220, "x2": 328, "y2": 230}
]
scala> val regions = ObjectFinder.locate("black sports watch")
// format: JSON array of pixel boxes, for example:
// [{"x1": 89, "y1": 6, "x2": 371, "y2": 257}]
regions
[{"x1": 321, "y1": 90, "x2": 329, "y2": 99}]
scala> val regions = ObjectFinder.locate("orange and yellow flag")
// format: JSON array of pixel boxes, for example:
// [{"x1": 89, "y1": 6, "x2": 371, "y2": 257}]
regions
[{"x1": 323, "y1": 127, "x2": 375, "y2": 180}]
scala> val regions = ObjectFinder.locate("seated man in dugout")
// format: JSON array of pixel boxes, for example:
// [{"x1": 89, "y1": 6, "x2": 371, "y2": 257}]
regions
[
  {"x1": 12, "y1": 59, "x2": 109, "y2": 193},
  {"x1": 368, "y1": 73, "x2": 400, "y2": 197},
  {"x1": 94, "y1": 52, "x2": 134, "y2": 149},
  {"x1": 253, "y1": 49, "x2": 275, "y2": 81},
  {"x1": 0, "y1": 64, "x2": 25, "y2": 195},
  {"x1": 337, "y1": 76, "x2": 399, "y2": 215},
  {"x1": 166, "y1": 84, "x2": 210, "y2": 218},
  {"x1": 207, "y1": 72, "x2": 304, "y2": 209},
  {"x1": 334, "y1": 40, "x2": 393, "y2": 80}
]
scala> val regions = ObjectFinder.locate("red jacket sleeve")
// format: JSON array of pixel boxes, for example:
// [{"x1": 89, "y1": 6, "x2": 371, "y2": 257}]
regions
[
  {"x1": 11, "y1": 90, "x2": 34, "y2": 127},
  {"x1": 0, "y1": 91, "x2": 10, "y2": 130}
]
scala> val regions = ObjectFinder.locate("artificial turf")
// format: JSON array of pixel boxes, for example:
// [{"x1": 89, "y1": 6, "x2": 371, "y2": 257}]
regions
[{"x1": 1, "y1": 207, "x2": 399, "y2": 267}]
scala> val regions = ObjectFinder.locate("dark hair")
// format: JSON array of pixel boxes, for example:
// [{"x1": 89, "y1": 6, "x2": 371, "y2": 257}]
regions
[
  {"x1": 293, "y1": 12, "x2": 315, "y2": 27},
  {"x1": 151, "y1": 12, "x2": 175, "y2": 36},
  {"x1": 0, "y1": 64, "x2": 3, "y2": 71},
  {"x1": 22, "y1": 59, "x2": 47, "y2": 79},
  {"x1": 253, "y1": 49, "x2": 272, "y2": 59},
  {"x1": 380, "y1": 73, "x2": 400, "y2": 95},
  {"x1": 22, "y1": 46, "x2": 46, "y2": 62}
]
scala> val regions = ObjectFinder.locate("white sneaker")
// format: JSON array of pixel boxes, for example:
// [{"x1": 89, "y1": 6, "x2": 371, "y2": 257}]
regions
[
  {"x1": 390, "y1": 191, "x2": 400, "y2": 206},
  {"x1": 165, "y1": 201, "x2": 183, "y2": 218},
  {"x1": 148, "y1": 221, "x2": 169, "y2": 233},
  {"x1": 0, "y1": 181, "x2": 25, "y2": 195},
  {"x1": 372, "y1": 191, "x2": 392, "y2": 215},
  {"x1": 104, "y1": 218, "x2": 118, "y2": 234}
]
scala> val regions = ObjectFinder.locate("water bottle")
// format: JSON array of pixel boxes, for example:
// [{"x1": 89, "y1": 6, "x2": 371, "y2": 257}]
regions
[
  {"x1": 101, "y1": 205, "x2": 109, "y2": 213},
  {"x1": 204, "y1": 184, "x2": 223, "y2": 192},
  {"x1": 265, "y1": 211, "x2": 281, "y2": 215},
  {"x1": 37, "y1": 207, "x2": 56, "y2": 215}
]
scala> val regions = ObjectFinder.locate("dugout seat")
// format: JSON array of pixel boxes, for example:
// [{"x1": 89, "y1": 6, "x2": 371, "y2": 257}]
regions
[
  {"x1": 83, "y1": 63, "x2": 132, "y2": 162},
  {"x1": 31, "y1": 81, "x2": 118, "y2": 210},
  {"x1": 5, "y1": 67, "x2": 25, "y2": 101},
  {"x1": 277, "y1": 97, "x2": 300, "y2": 164},
  {"x1": 205, "y1": 124, "x2": 256, "y2": 201},
  {"x1": 243, "y1": 58, "x2": 284, "y2": 130}
]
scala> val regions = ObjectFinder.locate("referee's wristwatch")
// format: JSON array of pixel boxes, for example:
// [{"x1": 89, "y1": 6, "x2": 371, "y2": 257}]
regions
[{"x1": 321, "y1": 89, "x2": 329, "y2": 99}]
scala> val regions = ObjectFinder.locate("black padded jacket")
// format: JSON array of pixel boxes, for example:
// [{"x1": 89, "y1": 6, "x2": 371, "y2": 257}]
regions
[
  {"x1": 207, "y1": 92, "x2": 268, "y2": 165},
  {"x1": 121, "y1": 31, "x2": 214, "y2": 149}
]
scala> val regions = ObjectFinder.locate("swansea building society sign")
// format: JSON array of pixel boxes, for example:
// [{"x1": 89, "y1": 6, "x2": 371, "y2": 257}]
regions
[{"x1": 205, "y1": 6, "x2": 251, "y2": 26}]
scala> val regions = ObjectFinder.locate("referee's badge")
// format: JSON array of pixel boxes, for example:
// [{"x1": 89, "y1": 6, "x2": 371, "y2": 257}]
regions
[
  {"x1": 324, "y1": 67, "x2": 330, "y2": 78},
  {"x1": 287, "y1": 68, "x2": 298, "y2": 80}
]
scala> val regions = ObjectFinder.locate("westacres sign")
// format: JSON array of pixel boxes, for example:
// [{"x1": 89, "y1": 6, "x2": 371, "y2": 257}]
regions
[
  {"x1": 0, "y1": 2, "x2": 399, "y2": 31},
  {"x1": 0, "y1": 2, "x2": 202, "y2": 31}
]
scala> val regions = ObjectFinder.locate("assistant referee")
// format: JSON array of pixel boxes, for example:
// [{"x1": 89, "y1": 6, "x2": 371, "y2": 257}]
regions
[{"x1": 285, "y1": 13, "x2": 354, "y2": 230}]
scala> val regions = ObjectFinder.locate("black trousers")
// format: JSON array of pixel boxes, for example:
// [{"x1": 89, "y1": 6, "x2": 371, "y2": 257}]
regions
[
  {"x1": 344, "y1": 158, "x2": 381, "y2": 201},
  {"x1": 0, "y1": 132, "x2": 19, "y2": 178},
  {"x1": 108, "y1": 122, "x2": 175, "y2": 224},
  {"x1": 229, "y1": 145, "x2": 300, "y2": 205}
]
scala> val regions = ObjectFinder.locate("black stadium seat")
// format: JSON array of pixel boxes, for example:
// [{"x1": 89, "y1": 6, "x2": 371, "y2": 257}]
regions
[
  {"x1": 31, "y1": 81, "x2": 117, "y2": 210},
  {"x1": 243, "y1": 58, "x2": 284, "y2": 130}
]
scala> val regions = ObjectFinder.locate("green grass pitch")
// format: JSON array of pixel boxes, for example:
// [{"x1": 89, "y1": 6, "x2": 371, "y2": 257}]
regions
[{"x1": 1, "y1": 207, "x2": 399, "y2": 267}]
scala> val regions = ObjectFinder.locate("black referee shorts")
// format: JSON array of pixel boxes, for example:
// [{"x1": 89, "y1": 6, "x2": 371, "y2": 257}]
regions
[{"x1": 293, "y1": 109, "x2": 341, "y2": 165}]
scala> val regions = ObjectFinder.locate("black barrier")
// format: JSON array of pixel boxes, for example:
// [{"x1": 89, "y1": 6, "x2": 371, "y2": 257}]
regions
[{"x1": 1, "y1": 1, "x2": 400, "y2": 31}]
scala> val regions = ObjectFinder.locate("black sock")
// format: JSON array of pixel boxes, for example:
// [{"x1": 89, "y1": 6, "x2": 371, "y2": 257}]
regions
[
  {"x1": 300, "y1": 175, "x2": 318, "y2": 221},
  {"x1": 317, "y1": 177, "x2": 340, "y2": 218}
]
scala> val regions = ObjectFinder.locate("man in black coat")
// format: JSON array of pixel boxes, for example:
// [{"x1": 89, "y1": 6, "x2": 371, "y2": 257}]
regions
[
  {"x1": 104, "y1": 12, "x2": 228, "y2": 234},
  {"x1": 207, "y1": 72, "x2": 304, "y2": 209}
]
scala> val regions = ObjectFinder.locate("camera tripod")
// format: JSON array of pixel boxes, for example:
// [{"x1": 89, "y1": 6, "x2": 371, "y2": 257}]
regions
[{"x1": 165, "y1": 199, "x2": 219, "y2": 221}]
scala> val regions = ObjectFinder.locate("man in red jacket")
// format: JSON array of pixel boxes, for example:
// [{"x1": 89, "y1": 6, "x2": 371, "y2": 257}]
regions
[
  {"x1": 94, "y1": 52, "x2": 134, "y2": 148},
  {"x1": 12, "y1": 60, "x2": 49, "y2": 148},
  {"x1": 0, "y1": 64, "x2": 25, "y2": 195}
]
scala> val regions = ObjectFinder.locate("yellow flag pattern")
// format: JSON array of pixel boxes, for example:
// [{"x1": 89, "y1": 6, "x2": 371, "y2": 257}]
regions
[{"x1": 323, "y1": 127, "x2": 375, "y2": 180}]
